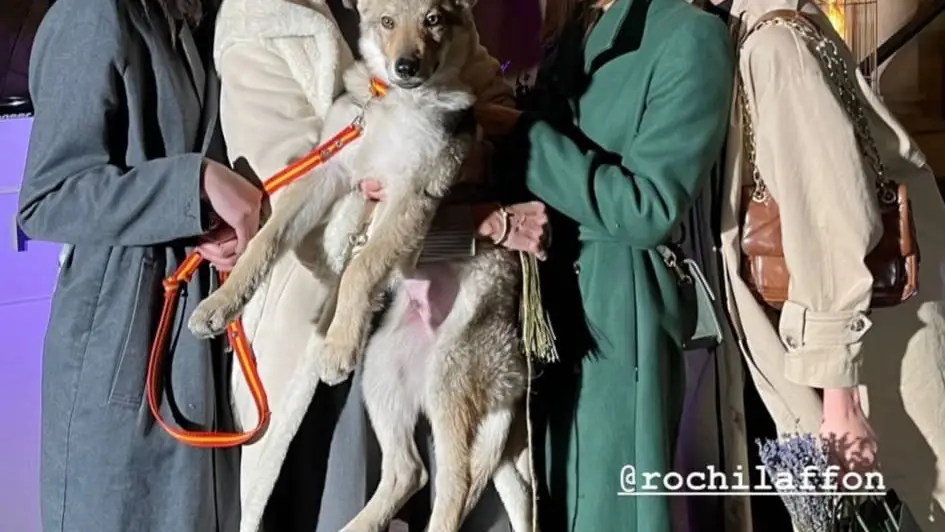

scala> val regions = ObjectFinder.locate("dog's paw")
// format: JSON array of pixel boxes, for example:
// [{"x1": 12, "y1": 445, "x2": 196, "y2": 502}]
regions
[
  {"x1": 188, "y1": 292, "x2": 241, "y2": 339},
  {"x1": 316, "y1": 338, "x2": 359, "y2": 386}
]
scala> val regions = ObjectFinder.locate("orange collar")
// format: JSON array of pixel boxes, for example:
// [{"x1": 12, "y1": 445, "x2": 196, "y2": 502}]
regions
[{"x1": 370, "y1": 78, "x2": 388, "y2": 97}]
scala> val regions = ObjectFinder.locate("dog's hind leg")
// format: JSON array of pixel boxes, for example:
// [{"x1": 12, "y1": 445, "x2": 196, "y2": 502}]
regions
[
  {"x1": 342, "y1": 322, "x2": 429, "y2": 532},
  {"x1": 188, "y1": 171, "x2": 346, "y2": 338},
  {"x1": 426, "y1": 397, "x2": 476, "y2": 532},
  {"x1": 462, "y1": 407, "x2": 513, "y2": 519},
  {"x1": 493, "y1": 444, "x2": 536, "y2": 532},
  {"x1": 340, "y1": 403, "x2": 425, "y2": 532}
]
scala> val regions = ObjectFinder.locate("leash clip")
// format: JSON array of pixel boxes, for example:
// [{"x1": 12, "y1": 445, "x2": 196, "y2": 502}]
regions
[{"x1": 351, "y1": 111, "x2": 366, "y2": 130}]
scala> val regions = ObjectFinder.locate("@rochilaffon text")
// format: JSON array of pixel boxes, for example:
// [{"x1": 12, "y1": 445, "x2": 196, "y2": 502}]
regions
[{"x1": 618, "y1": 465, "x2": 886, "y2": 496}]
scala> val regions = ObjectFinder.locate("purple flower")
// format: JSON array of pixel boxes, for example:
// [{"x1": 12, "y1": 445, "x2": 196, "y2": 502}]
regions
[{"x1": 757, "y1": 433, "x2": 838, "y2": 532}]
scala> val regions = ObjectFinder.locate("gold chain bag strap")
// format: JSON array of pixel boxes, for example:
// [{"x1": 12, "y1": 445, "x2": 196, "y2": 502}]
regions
[{"x1": 737, "y1": 10, "x2": 919, "y2": 309}]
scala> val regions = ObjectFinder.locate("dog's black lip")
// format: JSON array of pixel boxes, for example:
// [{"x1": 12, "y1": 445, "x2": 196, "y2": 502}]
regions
[{"x1": 392, "y1": 79, "x2": 425, "y2": 89}]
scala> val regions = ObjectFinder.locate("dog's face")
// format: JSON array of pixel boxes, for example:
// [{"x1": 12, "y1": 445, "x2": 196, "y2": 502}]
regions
[{"x1": 356, "y1": 0, "x2": 477, "y2": 88}]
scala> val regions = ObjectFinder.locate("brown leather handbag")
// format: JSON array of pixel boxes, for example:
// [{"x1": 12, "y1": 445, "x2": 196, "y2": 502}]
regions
[{"x1": 737, "y1": 11, "x2": 919, "y2": 310}]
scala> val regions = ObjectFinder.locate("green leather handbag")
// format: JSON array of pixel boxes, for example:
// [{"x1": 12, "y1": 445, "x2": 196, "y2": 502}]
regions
[{"x1": 657, "y1": 244, "x2": 724, "y2": 351}]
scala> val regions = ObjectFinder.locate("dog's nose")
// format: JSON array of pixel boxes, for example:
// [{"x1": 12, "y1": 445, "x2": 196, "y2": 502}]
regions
[{"x1": 394, "y1": 57, "x2": 421, "y2": 78}]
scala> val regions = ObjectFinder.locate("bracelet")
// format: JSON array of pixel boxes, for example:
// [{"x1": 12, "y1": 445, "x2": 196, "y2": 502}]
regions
[{"x1": 493, "y1": 207, "x2": 511, "y2": 245}]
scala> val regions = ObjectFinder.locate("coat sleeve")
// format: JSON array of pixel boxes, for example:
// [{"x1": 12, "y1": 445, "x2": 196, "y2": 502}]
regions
[
  {"x1": 744, "y1": 27, "x2": 882, "y2": 389},
  {"x1": 17, "y1": 0, "x2": 207, "y2": 247},
  {"x1": 520, "y1": 17, "x2": 733, "y2": 249}
]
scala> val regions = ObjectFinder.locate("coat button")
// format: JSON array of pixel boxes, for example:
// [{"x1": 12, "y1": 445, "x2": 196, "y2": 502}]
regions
[
  {"x1": 785, "y1": 336, "x2": 799, "y2": 349},
  {"x1": 850, "y1": 317, "x2": 866, "y2": 332},
  {"x1": 573, "y1": 261, "x2": 581, "y2": 275}
]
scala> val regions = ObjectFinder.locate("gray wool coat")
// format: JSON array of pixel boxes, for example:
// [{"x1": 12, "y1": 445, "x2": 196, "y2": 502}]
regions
[{"x1": 18, "y1": 1, "x2": 240, "y2": 531}]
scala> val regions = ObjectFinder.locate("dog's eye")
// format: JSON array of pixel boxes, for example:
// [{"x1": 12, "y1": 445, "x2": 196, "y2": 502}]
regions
[
  {"x1": 380, "y1": 16, "x2": 395, "y2": 29},
  {"x1": 424, "y1": 13, "x2": 442, "y2": 26}
]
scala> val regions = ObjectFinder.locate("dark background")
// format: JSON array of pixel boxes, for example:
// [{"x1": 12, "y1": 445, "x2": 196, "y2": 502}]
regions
[{"x1": 0, "y1": 0, "x2": 49, "y2": 116}]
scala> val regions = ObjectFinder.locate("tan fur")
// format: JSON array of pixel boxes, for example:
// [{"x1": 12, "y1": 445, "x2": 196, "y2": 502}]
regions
[{"x1": 188, "y1": 0, "x2": 535, "y2": 530}]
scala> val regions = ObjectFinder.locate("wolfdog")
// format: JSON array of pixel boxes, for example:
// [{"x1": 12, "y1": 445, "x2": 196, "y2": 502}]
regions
[{"x1": 187, "y1": 0, "x2": 535, "y2": 529}]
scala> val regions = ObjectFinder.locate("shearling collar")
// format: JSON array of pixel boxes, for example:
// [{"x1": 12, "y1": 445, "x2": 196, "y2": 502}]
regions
[{"x1": 214, "y1": 0, "x2": 342, "y2": 64}]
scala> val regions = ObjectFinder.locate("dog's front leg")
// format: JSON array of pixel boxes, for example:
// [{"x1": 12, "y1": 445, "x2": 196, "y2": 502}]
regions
[
  {"x1": 188, "y1": 172, "x2": 346, "y2": 338},
  {"x1": 316, "y1": 193, "x2": 438, "y2": 385}
]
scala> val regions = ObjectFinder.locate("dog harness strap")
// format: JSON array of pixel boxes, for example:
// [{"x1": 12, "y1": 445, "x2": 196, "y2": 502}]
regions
[{"x1": 146, "y1": 78, "x2": 389, "y2": 448}]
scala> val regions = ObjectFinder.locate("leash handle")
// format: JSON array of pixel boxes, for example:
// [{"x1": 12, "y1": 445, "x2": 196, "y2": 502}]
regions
[{"x1": 146, "y1": 260, "x2": 271, "y2": 447}]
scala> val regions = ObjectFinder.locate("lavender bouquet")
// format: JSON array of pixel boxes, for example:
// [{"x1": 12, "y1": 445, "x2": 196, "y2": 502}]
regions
[{"x1": 757, "y1": 434, "x2": 918, "y2": 531}]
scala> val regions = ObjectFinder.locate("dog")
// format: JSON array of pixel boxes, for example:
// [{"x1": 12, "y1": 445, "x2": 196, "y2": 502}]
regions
[{"x1": 187, "y1": 0, "x2": 535, "y2": 530}]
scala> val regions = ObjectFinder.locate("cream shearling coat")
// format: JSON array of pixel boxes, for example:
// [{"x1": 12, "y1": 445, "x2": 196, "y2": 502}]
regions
[
  {"x1": 715, "y1": 1, "x2": 945, "y2": 530},
  {"x1": 213, "y1": 1, "x2": 512, "y2": 530}
]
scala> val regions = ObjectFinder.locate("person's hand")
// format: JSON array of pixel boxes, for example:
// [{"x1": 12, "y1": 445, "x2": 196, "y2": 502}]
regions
[
  {"x1": 359, "y1": 179, "x2": 385, "y2": 201},
  {"x1": 820, "y1": 388, "x2": 878, "y2": 476},
  {"x1": 474, "y1": 201, "x2": 549, "y2": 260},
  {"x1": 201, "y1": 160, "x2": 263, "y2": 254},
  {"x1": 196, "y1": 226, "x2": 239, "y2": 272}
]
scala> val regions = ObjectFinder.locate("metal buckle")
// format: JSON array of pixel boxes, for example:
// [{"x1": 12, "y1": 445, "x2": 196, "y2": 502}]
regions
[{"x1": 351, "y1": 112, "x2": 365, "y2": 130}]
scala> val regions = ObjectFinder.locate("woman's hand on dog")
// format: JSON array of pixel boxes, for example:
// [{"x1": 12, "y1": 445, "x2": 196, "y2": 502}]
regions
[{"x1": 359, "y1": 179, "x2": 385, "y2": 201}]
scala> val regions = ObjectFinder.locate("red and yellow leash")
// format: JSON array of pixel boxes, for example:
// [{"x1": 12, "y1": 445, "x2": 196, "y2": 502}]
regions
[{"x1": 146, "y1": 79, "x2": 388, "y2": 448}]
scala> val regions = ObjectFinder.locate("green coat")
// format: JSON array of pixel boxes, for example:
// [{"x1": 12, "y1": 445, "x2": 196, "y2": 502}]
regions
[{"x1": 520, "y1": 1, "x2": 733, "y2": 530}]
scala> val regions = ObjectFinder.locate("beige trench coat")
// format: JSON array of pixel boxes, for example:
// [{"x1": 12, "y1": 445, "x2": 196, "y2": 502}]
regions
[
  {"x1": 716, "y1": 0, "x2": 945, "y2": 530},
  {"x1": 213, "y1": 1, "x2": 512, "y2": 530}
]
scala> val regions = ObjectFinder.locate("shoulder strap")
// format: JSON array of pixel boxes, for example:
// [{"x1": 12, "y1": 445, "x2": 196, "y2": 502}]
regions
[
  {"x1": 736, "y1": 10, "x2": 887, "y2": 202},
  {"x1": 741, "y1": 9, "x2": 810, "y2": 44}
]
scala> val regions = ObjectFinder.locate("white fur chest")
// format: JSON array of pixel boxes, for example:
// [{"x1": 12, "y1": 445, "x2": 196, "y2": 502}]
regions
[{"x1": 350, "y1": 95, "x2": 449, "y2": 191}]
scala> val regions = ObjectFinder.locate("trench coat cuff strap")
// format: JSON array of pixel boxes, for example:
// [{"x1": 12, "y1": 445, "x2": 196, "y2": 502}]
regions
[{"x1": 779, "y1": 300, "x2": 872, "y2": 388}]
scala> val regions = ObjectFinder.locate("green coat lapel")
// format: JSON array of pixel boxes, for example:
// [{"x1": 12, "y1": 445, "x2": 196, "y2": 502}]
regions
[{"x1": 583, "y1": 0, "x2": 636, "y2": 70}]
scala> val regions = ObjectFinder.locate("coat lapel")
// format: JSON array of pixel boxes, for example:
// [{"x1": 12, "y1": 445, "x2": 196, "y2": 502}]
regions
[
  {"x1": 134, "y1": 2, "x2": 202, "y2": 153},
  {"x1": 199, "y1": 66, "x2": 221, "y2": 155},
  {"x1": 178, "y1": 24, "x2": 207, "y2": 107},
  {"x1": 582, "y1": 0, "x2": 643, "y2": 73},
  {"x1": 190, "y1": 2, "x2": 222, "y2": 155}
]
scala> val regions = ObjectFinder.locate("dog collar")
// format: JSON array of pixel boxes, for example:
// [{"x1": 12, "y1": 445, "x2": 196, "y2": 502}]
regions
[{"x1": 370, "y1": 78, "x2": 388, "y2": 97}]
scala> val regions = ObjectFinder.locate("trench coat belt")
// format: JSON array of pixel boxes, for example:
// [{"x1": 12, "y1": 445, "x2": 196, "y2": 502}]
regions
[
  {"x1": 578, "y1": 227, "x2": 625, "y2": 244},
  {"x1": 573, "y1": 227, "x2": 624, "y2": 275}
]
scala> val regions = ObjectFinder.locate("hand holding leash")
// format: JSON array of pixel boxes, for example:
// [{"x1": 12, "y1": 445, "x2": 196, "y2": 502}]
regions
[
  {"x1": 201, "y1": 160, "x2": 263, "y2": 254},
  {"x1": 196, "y1": 226, "x2": 240, "y2": 272}
]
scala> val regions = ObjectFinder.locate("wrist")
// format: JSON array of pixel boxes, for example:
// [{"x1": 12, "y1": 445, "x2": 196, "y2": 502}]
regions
[{"x1": 823, "y1": 387, "x2": 862, "y2": 417}]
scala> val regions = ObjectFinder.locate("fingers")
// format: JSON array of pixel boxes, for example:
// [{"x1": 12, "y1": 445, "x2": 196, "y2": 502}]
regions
[
  {"x1": 201, "y1": 225, "x2": 243, "y2": 269},
  {"x1": 359, "y1": 179, "x2": 385, "y2": 201},
  {"x1": 494, "y1": 204, "x2": 551, "y2": 259},
  {"x1": 196, "y1": 241, "x2": 238, "y2": 272},
  {"x1": 509, "y1": 201, "x2": 547, "y2": 218},
  {"x1": 233, "y1": 224, "x2": 249, "y2": 255},
  {"x1": 504, "y1": 229, "x2": 547, "y2": 260}
]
